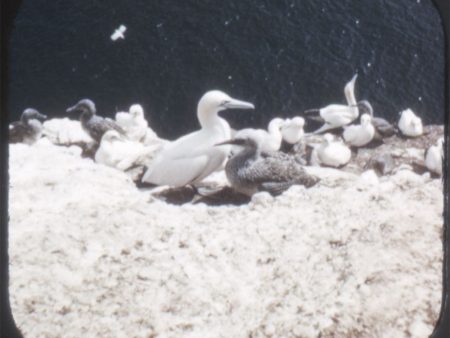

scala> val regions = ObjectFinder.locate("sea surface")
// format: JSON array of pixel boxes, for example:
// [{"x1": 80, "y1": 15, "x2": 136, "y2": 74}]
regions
[{"x1": 7, "y1": 0, "x2": 445, "y2": 138}]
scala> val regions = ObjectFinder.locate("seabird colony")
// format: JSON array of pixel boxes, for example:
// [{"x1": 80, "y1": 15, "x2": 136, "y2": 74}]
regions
[{"x1": 9, "y1": 76, "x2": 445, "y2": 200}]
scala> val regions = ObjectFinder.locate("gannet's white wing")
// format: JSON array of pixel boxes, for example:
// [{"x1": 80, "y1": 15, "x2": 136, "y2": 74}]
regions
[
  {"x1": 320, "y1": 105, "x2": 356, "y2": 123},
  {"x1": 143, "y1": 149, "x2": 226, "y2": 187},
  {"x1": 343, "y1": 125, "x2": 360, "y2": 144},
  {"x1": 142, "y1": 129, "x2": 228, "y2": 186}
]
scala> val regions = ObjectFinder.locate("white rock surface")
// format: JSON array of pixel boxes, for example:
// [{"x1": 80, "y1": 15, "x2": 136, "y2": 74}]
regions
[{"x1": 9, "y1": 141, "x2": 443, "y2": 338}]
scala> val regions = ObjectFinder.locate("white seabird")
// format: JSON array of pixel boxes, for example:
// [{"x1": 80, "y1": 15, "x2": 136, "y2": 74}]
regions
[
  {"x1": 111, "y1": 25, "x2": 127, "y2": 41},
  {"x1": 310, "y1": 133, "x2": 352, "y2": 168},
  {"x1": 281, "y1": 116, "x2": 305, "y2": 144},
  {"x1": 141, "y1": 90, "x2": 255, "y2": 187},
  {"x1": 234, "y1": 117, "x2": 285, "y2": 153},
  {"x1": 115, "y1": 104, "x2": 155, "y2": 143},
  {"x1": 216, "y1": 133, "x2": 319, "y2": 196},
  {"x1": 95, "y1": 130, "x2": 161, "y2": 171},
  {"x1": 343, "y1": 113, "x2": 375, "y2": 147},
  {"x1": 305, "y1": 74, "x2": 359, "y2": 134},
  {"x1": 425, "y1": 137, "x2": 444, "y2": 176},
  {"x1": 357, "y1": 100, "x2": 396, "y2": 138},
  {"x1": 398, "y1": 108, "x2": 423, "y2": 137}
]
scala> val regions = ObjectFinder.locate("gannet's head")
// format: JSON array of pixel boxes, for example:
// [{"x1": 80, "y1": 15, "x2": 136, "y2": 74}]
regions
[
  {"x1": 357, "y1": 100, "x2": 374, "y2": 116},
  {"x1": 21, "y1": 108, "x2": 47, "y2": 123},
  {"x1": 198, "y1": 90, "x2": 255, "y2": 115},
  {"x1": 344, "y1": 73, "x2": 358, "y2": 92},
  {"x1": 323, "y1": 133, "x2": 334, "y2": 144},
  {"x1": 268, "y1": 117, "x2": 285, "y2": 130},
  {"x1": 66, "y1": 99, "x2": 96, "y2": 116},
  {"x1": 102, "y1": 130, "x2": 121, "y2": 143},
  {"x1": 400, "y1": 108, "x2": 416, "y2": 121},
  {"x1": 129, "y1": 104, "x2": 144, "y2": 117},
  {"x1": 291, "y1": 116, "x2": 305, "y2": 128},
  {"x1": 360, "y1": 114, "x2": 372, "y2": 126}
]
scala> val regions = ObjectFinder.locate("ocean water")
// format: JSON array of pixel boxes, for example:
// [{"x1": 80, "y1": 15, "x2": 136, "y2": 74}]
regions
[{"x1": 7, "y1": 0, "x2": 445, "y2": 138}]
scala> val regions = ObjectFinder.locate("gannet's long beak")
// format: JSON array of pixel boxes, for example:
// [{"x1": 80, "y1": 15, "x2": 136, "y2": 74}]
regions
[
  {"x1": 223, "y1": 98, "x2": 255, "y2": 110},
  {"x1": 66, "y1": 104, "x2": 79, "y2": 114},
  {"x1": 215, "y1": 138, "x2": 246, "y2": 146},
  {"x1": 37, "y1": 113, "x2": 48, "y2": 120}
]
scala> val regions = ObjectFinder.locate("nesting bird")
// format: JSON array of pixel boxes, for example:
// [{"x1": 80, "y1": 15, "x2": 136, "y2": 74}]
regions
[
  {"x1": 115, "y1": 104, "x2": 154, "y2": 143},
  {"x1": 305, "y1": 74, "x2": 359, "y2": 134},
  {"x1": 234, "y1": 117, "x2": 285, "y2": 153},
  {"x1": 141, "y1": 90, "x2": 255, "y2": 187},
  {"x1": 216, "y1": 133, "x2": 319, "y2": 196},
  {"x1": 66, "y1": 99, "x2": 125, "y2": 143},
  {"x1": 342, "y1": 113, "x2": 375, "y2": 147},
  {"x1": 9, "y1": 108, "x2": 47, "y2": 144},
  {"x1": 357, "y1": 100, "x2": 396, "y2": 138},
  {"x1": 281, "y1": 116, "x2": 305, "y2": 145},
  {"x1": 398, "y1": 108, "x2": 423, "y2": 137},
  {"x1": 95, "y1": 130, "x2": 161, "y2": 171},
  {"x1": 424, "y1": 137, "x2": 444, "y2": 176},
  {"x1": 310, "y1": 133, "x2": 352, "y2": 168}
]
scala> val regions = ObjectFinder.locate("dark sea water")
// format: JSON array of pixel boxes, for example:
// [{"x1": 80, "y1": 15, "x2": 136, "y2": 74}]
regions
[{"x1": 7, "y1": 0, "x2": 445, "y2": 138}]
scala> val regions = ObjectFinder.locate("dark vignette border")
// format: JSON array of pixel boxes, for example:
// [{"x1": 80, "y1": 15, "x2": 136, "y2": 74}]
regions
[{"x1": 0, "y1": 1, "x2": 448, "y2": 337}]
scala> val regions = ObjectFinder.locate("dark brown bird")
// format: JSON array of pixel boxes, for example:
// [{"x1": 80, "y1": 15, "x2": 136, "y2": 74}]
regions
[
  {"x1": 217, "y1": 134, "x2": 319, "y2": 196},
  {"x1": 9, "y1": 108, "x2": 47, "y2": 144},
  {"x1": 66, "y1": 99, "x2": 125, "y2": 143}
]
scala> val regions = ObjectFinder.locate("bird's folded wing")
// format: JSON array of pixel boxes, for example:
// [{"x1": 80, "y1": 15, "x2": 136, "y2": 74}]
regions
[{"x1": 142, "y1": 154, "x2": 210, "y2": 187}]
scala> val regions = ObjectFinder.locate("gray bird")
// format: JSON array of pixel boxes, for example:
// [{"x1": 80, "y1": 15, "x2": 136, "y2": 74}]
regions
[
  {"x1": 9, "y1": 108, "x2": 47, "y2": 144},
  {"x1": 216, "y1": 135, "x2": 319, "y2": 196},
  {"x1": 66, "y1": 99, "x2": 125, "y2": 143},
  {"x1": 357, "y1": 100, "x2": 396, "y2": 139}
]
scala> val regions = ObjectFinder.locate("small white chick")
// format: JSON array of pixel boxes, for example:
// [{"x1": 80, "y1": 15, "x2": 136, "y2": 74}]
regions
[
  {"x1": 343, "y1": 113, "x2": 375, "y2": 147},
  {"x1": 425, "y1": 137, "x2": 444, "y2": 176},
  {"x1": 234, "y1": 117, "x2": 285, "y2": 153},
  {"x1": 398, "y1": 108, "x2": 423, "y2": 137},
  {"x1": 95, "y1": 130, "x2": 160, "y2": 171},
  {"x1": 281, "y1": 116, "x2": 305, "y2": 144},
  {"x1": 311, "y1": 133, "x2": 352, "y2": 168},
  {"x1": 115, "y1": 104, "x2": 154, "y2": 143}
]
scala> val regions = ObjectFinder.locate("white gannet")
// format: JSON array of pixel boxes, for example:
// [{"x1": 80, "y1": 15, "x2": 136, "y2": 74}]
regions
[
  {"x1": 115, "y1": 104, "x2": 153, "y2": 142},
  {"x1": 141, "y1": 90, "x2": 255, "y2": 187},
  {"x1": 234, "y1": 117, "x2": 285, "y2": 153},
  {"x1": 305, "y1": 74, "x2": 359, "y2": 134},
  {"x1": 216, "y1": 133, "x2": 319, "y2": 196},
  {"x1": 111, "y1": 25, "x2": 127, "y2": 41},
  {"x1": 357, "y1": 100, "x2": 396, "y2": 138},
  {"x1": 425, "y1": 137, "x2": 444, "y2": 176},
  {"x1": 9, "y1": 108, "x2": 47, "y2": 145},
  {"x1": 398, "y1": 108, "x2": 423, "y2": 137},
  {"x1": 343, "y1": 113, "x2": 375, "y2": 147},
  {"x1": 281, "y1": 116, "x2": 305, "y2": 144},
  {"x1": 310, "y1": 133, "x2": 352, "y2": 168},
  {"x1": 66, "y1": 99, "x2": 126, "y2": 143},
  {"x1": 95, "y1": 130, "x2": 161, "y2": 171}
]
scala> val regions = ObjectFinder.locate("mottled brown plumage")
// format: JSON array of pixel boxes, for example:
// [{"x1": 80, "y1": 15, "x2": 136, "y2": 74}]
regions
[{"x1": 66, "y1": 99, "x2": 125, "y2": 143}]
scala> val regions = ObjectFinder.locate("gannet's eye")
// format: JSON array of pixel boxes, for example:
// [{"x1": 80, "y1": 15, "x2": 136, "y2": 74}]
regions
[{"x1": 221, "y1": 100, "x2": 230, "y2": 106}]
